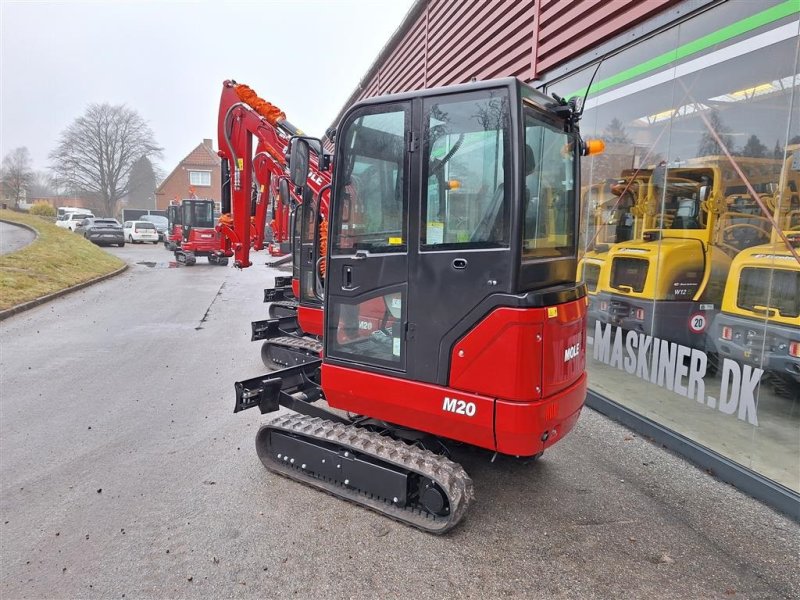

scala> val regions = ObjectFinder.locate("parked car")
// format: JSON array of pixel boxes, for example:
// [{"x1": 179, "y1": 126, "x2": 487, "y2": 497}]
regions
[
  {"x1": 139, "y1": 214, "x2": 169, "y2": 241},
  {"x1": 56, "y1": 207, "x2": 86, "y2": 221},
  {"x1": 123, "y1": 220, "x2": 159, "y2": 244},
  {"x1": 76, "y1": 217, "x2": 125, "y2": 247},
  {"x1": 56, "y1": 212, "x2": 94, "y2": 231}
]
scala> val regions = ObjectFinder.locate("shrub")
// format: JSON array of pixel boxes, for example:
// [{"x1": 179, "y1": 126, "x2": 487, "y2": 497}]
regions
[{"x1": 30, "y1": 203, "x2": 57, "y2": 217}]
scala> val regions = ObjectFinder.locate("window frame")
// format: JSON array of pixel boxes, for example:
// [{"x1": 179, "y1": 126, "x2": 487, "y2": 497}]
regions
[
  {"x1": 188, "y1": 170, "x2": 212, "y2": 187},
  {"x1": 520, "y1": 105, "x2": 580, "y2": 262}
]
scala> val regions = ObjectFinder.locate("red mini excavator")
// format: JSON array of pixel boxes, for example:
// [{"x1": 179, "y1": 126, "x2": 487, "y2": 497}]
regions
[
  {"x1": 172, "y1": 198, "x2": 229, "y2": 266},
  {"x1": 230, "y1": 77, "x2": 603, "y2": 533}
]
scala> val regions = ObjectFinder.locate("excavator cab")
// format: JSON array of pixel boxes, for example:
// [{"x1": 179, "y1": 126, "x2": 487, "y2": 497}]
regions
[
  {"x1": 287, "y1": 79, "x2": 588, "y2": 450},
  {"x1": 181, "y1": 199, "x2": 215, "y2": 240}
]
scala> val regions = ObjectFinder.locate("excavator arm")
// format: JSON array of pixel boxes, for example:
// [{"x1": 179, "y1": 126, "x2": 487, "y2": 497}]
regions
[{"x1": 217, "y1": 80, "x2": 332, "y2": 268}]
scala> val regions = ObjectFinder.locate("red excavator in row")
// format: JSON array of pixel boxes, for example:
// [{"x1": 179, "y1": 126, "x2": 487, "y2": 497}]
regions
[
  {"x1": 223, "y1": 77, "x2": 602, "y2": 532},
  {"x1": 164, "y1": 189, "x2": 230, "y2": 266},
  {"x1": 215, "y1": 80, "x2": 333, "y2": 366},
  {"x1": 163, "y1": 83, "x2": 322, "y2": 268}
]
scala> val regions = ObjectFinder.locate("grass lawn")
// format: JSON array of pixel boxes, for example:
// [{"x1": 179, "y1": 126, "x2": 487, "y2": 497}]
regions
[{"x1": 0, "y1": 210, "x2": 125, "y2": 311}]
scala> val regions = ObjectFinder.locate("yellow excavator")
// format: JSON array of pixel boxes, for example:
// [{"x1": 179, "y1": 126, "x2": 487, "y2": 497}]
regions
[{"x1": 709, "y1": 149, "x2": 800, "y2": 398}]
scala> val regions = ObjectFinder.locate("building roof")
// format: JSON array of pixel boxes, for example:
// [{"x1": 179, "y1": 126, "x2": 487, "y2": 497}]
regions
[{"x1": 181, "y1": 138, "x2": 219, "y2": 167}]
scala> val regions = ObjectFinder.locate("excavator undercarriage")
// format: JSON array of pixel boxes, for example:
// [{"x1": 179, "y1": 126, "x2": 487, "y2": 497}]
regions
[
  {"x1": 264, "y1": 276, "x2": 299, "y2": 319},
  {"x1": 236, "y1": 363, "x2": 473, "y2": 533}
]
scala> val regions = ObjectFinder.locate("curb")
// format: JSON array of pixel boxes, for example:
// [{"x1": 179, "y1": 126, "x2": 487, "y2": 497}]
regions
[
  {"x1": 0, "y1": 217, "x2": 40, "y2": 254},
  {"x1": 0, "y1": 263, "x2": 129, "y2": 322}
]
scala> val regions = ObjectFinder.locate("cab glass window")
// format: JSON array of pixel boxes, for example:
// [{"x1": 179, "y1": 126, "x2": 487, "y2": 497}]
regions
[
  {"x1": 332, "y1": 107, "x2": 407, "y2": 255},
  {"x1": 522, "y1": 109, "x2": 577, "y2": 258},
  {"x1": 184, "y1": 202, "x2": 214, "y2": 228},
  {"x1": 421, "y1": 91, "x2": 510, "y2": 249}
]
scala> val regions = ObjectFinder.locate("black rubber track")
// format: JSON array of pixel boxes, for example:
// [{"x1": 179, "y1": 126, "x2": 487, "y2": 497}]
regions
[{"x1": 255, "y1": 414, "x2": 474, "y2": 534}]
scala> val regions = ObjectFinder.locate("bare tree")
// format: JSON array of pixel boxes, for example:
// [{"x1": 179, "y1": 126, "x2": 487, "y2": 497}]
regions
[
  {"x1": 28, "y1": 170, "x2": 58, "y2": 198},
  {"x1": 49, "y1": 103, "x2": 162, "y2": 216},
  {"x1": 1, "y1": 147, "x2": 34, "y2": 208},
  {"x1": 697, "y1": 110, "x2": 734, "y2": 157}
]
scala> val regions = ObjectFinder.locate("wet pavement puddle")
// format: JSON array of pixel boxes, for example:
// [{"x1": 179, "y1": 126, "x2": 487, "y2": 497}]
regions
[{"x1": 137, "y1": 261, "x2": 179, "y2": 268}]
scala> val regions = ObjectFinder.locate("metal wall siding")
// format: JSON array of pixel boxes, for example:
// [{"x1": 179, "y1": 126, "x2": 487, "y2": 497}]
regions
[
  {"x1": 427, "y1": 2, "x2": 535, "y2": 86},
  {"x1": 536, "y1": 0, "x2": 681, "y2": 72},
  {"x1": 381, "y1": 40, "x2": 425, "y2": 91},
  {"x1": 378, "y1": 21, "x2": 426, "y2": 89},
  {"x1": 427, "y1": 0, "x2": 494, "y2": 54},
  {"x1": 334, "y1": 0, "x2": 678, "y2": 126},
  {"x1": 539, "y1": 0, "x2": 604, "y2": 30},
  {"x1": 440, "y1": 21, "x2": 534, "y2": 86}
]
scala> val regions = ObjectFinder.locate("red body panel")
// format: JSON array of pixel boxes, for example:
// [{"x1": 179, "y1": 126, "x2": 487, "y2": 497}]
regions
[
  {"x1": 323, "y1": 364, "x2": 497, "y2": 451},
  {"x1": 449, "y1": 307, "x2": 544, "y2": 401},
  {"x1": 291, "y1": 278, "x2": 300, "y2": 299},
  {"x1": 168, "y1": 224, "x2": 183, "y2": 245},
  {"x1": 297, "y1": 305, "x2": 324, "y2": 337},
  {"x1": 323, "y1": 363, "x2": 586, "y2": 457},
  {"x1": 322, "y1": 299, "x2": 588, "y2": 456},
  {"x1": 542, "y1": 299, "x2": 587, "y2": 398},
  {"x1": 183, "y1": 228, "x2": 221, "y2": 253},
  {"x1": 449, "y1": 301, "x2": 586, "y2": 401},
  {"x1": 494, "y1": 373, "x2": 586, "y2": 456}
]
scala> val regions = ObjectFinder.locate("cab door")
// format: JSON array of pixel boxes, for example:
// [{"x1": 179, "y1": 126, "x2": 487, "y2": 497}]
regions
[
  {"x1": 325, "y1": 103, "x2": 411, "y2": 372},
  {"x1": 408, "y1": 88, "x2": 515, "y2": 385}
]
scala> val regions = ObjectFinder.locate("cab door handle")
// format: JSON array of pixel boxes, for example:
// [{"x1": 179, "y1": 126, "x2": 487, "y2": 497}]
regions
[{"x1": 343, "y1": 266, "x2": 354, "y2": 289}]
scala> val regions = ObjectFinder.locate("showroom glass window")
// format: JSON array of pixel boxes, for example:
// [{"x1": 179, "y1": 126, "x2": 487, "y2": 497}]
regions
[{"x1": 549, "y1": 0, "x2": 800, "y2": 493}]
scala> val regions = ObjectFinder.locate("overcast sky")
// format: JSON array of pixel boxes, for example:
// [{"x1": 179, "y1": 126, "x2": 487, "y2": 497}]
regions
[{"x1": 0, "y1": 0, "x2": 415, "y2": 174}]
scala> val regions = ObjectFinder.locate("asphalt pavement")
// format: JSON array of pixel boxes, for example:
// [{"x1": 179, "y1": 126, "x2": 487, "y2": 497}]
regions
[
  {"x1": 0, "y1": 220, "x2": 36, "y2": 254},
  {"x1": 1, "y1": 242, "x2": 798, "y2": 599}
]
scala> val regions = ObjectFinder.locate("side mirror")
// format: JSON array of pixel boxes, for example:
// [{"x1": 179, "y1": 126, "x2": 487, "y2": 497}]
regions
[
  {"x1": 279, "y1": 178, "x2": 290, "y2": 207},
  {"x1": 289, "y1": 138, "x2": 310, "y2": 188}
]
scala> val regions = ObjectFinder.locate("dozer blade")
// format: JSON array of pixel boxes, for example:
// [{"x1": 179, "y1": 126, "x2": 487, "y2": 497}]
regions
[
  {"x1": 255, "y1": 414, "x2": 474, "y2": 534},
  {"x1": 251, "y1": 316, "x2": 301, "y2": 342}
]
